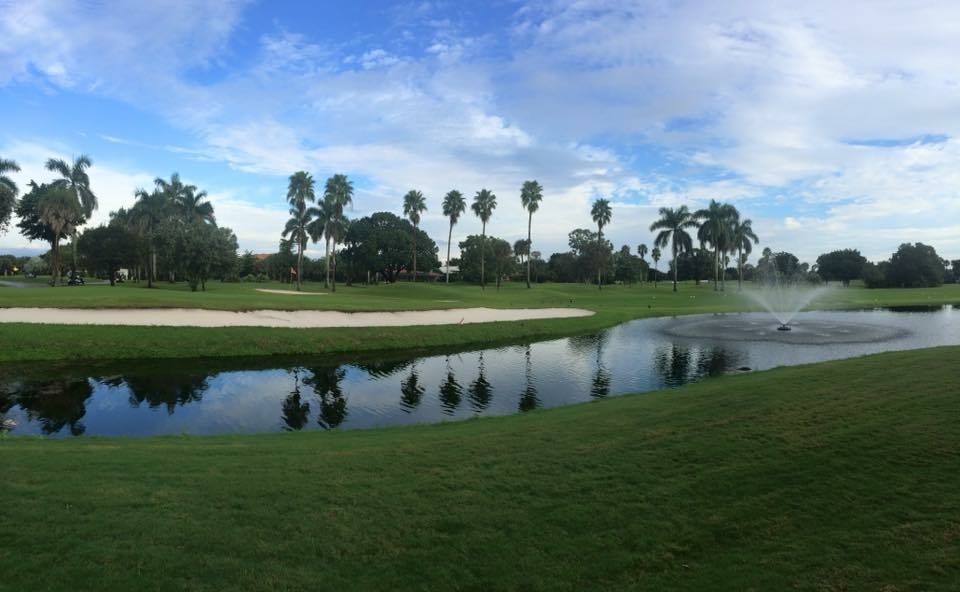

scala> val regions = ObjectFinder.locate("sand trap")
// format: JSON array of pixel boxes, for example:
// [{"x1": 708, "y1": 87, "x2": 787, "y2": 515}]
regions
[
  {"x1": 256, "y1": 289, "x2": 327, "y2": 296},
  {"x1": 0, "y1": 307, "x2": 594, "y2": 328}
]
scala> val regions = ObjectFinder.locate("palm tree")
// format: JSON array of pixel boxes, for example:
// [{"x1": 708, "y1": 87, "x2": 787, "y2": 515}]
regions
[
  {"x1": 651, "y1": 247, "x2": 661, "y2": 287},
  {"x1": 38, "y1": 189, "x2": 81, "y2": 286},
  {"x1": 637, "y1": 243, "x2": 648, "y2": 285},
  {"x1": 46, "y1": 155, "x2": 96, "y2": 273},
  {"x1": 322, "y1": 174, "x2": 353, "y2": 291},
  {"x1": 131, "y1": 188, "x2": 169, "y2": 288},
  {"x1": 650, "y1": 206, "x2": 698, "y2": 292},
  {"x1": 307, "y1": 196, "x2": 333, "y2": 285},
  {"x1": 471, "y1": 189, "x2": 497, "y2": 289},
  {"x1": 0, "y1": 158, "x2": 21, "y2": 233},
  {"x1": 590, "y1": 198, "x2": 612, "y2": 290},
  {"x1": 694, "y1": 200, "x2": 738, "y2": 291},
  {"x1": 284, "y1": 171, "x2": 316, "y2": 290},
  {"x1": 731, "y1": 218, "x2": 759, "y2": 291},
  {"x1": 441, "y1": 190, "x2": 466, "y2": 283},
  {"x1": 155, "y1": 173, "x2": 215, "y2": 224},
  {"x1": 520, "y1": 180, "x2": 543, "y2": 288},
  {"x1": 402, "y1": 190, "x2": 427, "y2": 282}
]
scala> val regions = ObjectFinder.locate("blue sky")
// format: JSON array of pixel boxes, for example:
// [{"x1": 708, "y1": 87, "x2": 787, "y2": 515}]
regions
[{"x1": 2, "y1": 0, "x2": 959, "y2": 261}]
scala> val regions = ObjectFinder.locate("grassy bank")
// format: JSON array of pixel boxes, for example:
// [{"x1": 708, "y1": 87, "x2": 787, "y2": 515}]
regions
[
  {"x1": 2, "y1": 347, "x2": 958, "y2": 590},
  {"x1": 0, "y1": 281, "x2": 958, "y2": 362}
]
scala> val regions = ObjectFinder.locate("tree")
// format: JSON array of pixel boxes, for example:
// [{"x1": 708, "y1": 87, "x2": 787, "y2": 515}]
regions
[
  {"x1": 471, "y1": 188, "x2": 497, "y2": 288},
  {"x1": 651, "y1": 247, "x2": 661, "y2": 287},
  {"x1": 441, "y1": 190, "x2": 466, "y2": 283},
  {"x1": 402, "y1": 190, "x2": 427, "y2": 281},
  {"x1": 38, "y1": 188, "x2": 81, "y2": 286},
  {"x1": 513, "y1": 238, "x2": 530, "y2": 269},
  {"x1": 321, "y1": 174, "x2": 353, "y2": 292},
  {"x1": 0, "y1": 158, "x2": 20, "y2": 233},
  {"x1": 283, "y1": 171, "x2": 316, "y2": 291},
  {"x1": 46, "y1": 155, "x2": 96, "y2": 273},
  {"x1": 649, "y1": 206, "x2": 697, "y2": 292},
  {"x1": 339, "y1": 212, "x2": 439, "y2": 283},
  {"x1": 78, "y1": 224, "x2": 138, "y2": 285},
  {"x1": 130, "y1": 188, "x2": 169, "y2": 288},
  {"x1": 155, "y1": 173, "x2": 214, "y2": 225},
  {"x1": 637, "y1": 243, "x2": 648, "y2": 284},
  {"x1": 520, "y1": 180, "x2": 543, "y2": 288},
  {"x1": 614, "y1": 245, "x2": 641, "y2": 284},
  {"x1": 885, "y1": 243, "x2": 945, "y2": 288},
  {"x1": 816, "y1": 249, "x2": 866, "y2": 286},
  {"x1": 694, "y1": 200, "x2": 737, "y2": 291},
  {"x1": 590, "y1": 198, "x2": 612, "y2": 290},
  {"x1": 730, "y1": 217, "x2": 759, "y2": 290},
  {"x1": 458, "y1": 235, "x2": 514, "y2": 284}
]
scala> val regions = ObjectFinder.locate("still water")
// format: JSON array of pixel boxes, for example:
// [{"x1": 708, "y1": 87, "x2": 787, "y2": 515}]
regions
[{"x1": 2, "y1": 307, "x2": 958, "y2": 438}]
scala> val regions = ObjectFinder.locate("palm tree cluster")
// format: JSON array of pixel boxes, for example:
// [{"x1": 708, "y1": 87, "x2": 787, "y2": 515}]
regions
[{"x1": 648, "y1": 200, "x2": 758, "y2": 292}]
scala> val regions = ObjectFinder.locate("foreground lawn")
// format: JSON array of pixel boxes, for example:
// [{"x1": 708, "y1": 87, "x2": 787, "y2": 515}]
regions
[
  {"x1": 2, "y1": 347, "x2": 958, "y2": 591},
  {"x1": 0, "y1": 281, "x2": 958, "y2": 362}
]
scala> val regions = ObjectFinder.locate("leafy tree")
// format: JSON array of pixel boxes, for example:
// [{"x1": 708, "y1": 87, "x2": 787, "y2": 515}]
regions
[
  {"x1": 885, "y1": 243, "x2": 945, "y2": 288},
  {"x1": 340, "y1": 212, "x2": 439, "y2": 283},
  {"x1": 614, "y1": 245, "x2": 641, "y2": 284},
  {"x1": 590, "y1": 198, "x2": 613, "y2": 289},
  {"x1": 458, "y1": 234, "x2": 513, "y2": 284},
  {"x1": 471, "y1": 188, "x2": 497, "y2": 288},
  {"x1": 547, "y1": 251, "x2": 579, "y2": 282},
  {"x1": 816, "y1": 249, "x2": 867, "y2": 286},
  {"x1": 78, "y1": 224, "x2": 139, "y2": 285},
  {"x1": 520, "y1": 180, "x2": 543, "y2": 288},
  {"x1": 402, "y1": 189, "x2": 427, "y2": 281},
  {"x1": 649, "y1": 206, "x2": 697, "y2": 291},
  {"x1": 0, "y1": 158, "x2": 21, "y2": 233},
  {"x1": 441, "y1": 190, "x2": 466, "y2": 283}
]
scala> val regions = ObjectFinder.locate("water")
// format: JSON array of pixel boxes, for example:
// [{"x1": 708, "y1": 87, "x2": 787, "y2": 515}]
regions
[
  {"x1": 2, "y1": 306, "x2": 958, "y2": 438},
  {"x1": 744, "y1": 284, "x2": 831, "y2": 326}
]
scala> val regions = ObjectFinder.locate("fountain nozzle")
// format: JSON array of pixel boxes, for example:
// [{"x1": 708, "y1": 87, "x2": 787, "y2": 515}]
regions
[{"x1": 777, "y1": 324, "x2": 792, "y2": 332}]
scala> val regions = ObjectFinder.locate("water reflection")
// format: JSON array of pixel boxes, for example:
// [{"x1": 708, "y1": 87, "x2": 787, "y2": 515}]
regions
[{"x1": 0, "y1": 308, "x2": 956, "y2": 438}]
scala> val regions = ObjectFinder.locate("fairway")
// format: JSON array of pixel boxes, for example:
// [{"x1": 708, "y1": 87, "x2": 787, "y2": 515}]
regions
[
  {"x1": 2, "y1": 347, "x2": 958, "y2": 591},
  {"x1": 1, "y1": 281, "x2": 959, "y2": 362}
]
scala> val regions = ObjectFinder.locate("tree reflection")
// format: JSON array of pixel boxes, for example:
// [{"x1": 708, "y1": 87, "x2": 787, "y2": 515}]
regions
[
  {"x1": 438, "y1": 356, "x2": 462, "y2": 415},
  {"x1": 352, "y1": 359, "x2": 411, "y2": 379},
  {"x1": 400, "y1": 364, "x2": 425, "y2": 412},
  {"x1": 281, "y1": 369, "x2": 311, "y2": 431},
  {"x1": 305, "y1": 366, "x2": 348, "y2": 429},
  {"x1": 653, "y1": 343, "x2": 693, "y2": 387},
  {"x1": 468, "y1": 352, "x2": 493, "y2": 412},
  {"x1": 590, "y1": 338, "x2": 611, "y2": 399},
  {"x1": 695, "y1": 347, "x2": 739, "y2": 378},
  {"x1": 125, "y1": 372, "x2": 210, "y2": 414},
  {"x1": 11, "y1": 378, "x2": 94, "y2": 436},
  {"x1": 518, "y1": 345, "x2": 540, "y2": 412}
]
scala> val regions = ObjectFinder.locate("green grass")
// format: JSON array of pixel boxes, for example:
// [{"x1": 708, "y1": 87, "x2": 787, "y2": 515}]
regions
[
  {"x1": 1, "y1": 280, "x2": 959, "y2": 362},
  {"x1": 2, "y1": 347, "x2": 958, "y2": 590}
]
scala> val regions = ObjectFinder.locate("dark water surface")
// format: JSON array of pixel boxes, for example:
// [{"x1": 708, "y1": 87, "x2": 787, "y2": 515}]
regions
[{"x1": 2, "y1": 307, "x2": 958, "y2": 438}]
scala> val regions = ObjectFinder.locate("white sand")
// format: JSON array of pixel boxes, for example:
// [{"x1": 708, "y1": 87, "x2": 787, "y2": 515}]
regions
[
  {"x1": 0, "y1": 307, "x2": 594, "y2": 328},
  {"x1": 256, "y1": 289, "x2": 327, "y2": 296}
]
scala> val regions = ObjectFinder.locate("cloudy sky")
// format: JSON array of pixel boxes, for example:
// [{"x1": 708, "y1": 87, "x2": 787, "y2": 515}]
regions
[{"x1": 2, "y1": 0, "x2": 958, "y2": 262}]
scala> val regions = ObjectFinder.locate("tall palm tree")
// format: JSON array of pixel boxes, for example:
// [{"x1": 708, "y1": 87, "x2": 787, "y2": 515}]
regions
[
  {"x1": 155, "y1": 173, "x2": 215, "y2": 224},
  {"x1": 0, "y1": 158, "x2": 21, "y2": 233},
  {"x1": 402, "y1": 190, "x2": 427, "y2": 282},
  {"x1": 590, "y1": 198, "x2": 612, "y2": 290},
  {"x1": 131, "y1": 188, "x2": 169, "y2": 288},
  {"x1": 441, "y1": 190, "x2": 466, "y2": 284},
  {"x1": 322, "y1": 174, "x2": 353, "y2": 291},
  {"x1": 650, "y1": 206, "x2": 698, "y2": 292},
  {"x1": 284, "y1": 171, "x2": 316, "y2": 290},
  {"x1": 46, "y1": 155, "x2": 96, "y2": 273},
  {"x1": 307, "y1": 196, "x2": 333, "y2": 285},
  {"x1": 38, "y1": 188, "x2": 81, "y2": 287},
  {"x1": 651, "y1": 247, "x2": 661, "y2": 287},
  {"x1": 520, "y1": 180, "x2": 543, "y2": 289},
  {"x1": 694, "y1": 200, "x2": 738, "y2": 291},
  {"x1": 471, "y1": 189, "x2": 497, "y2": 289},
  {"x1": 637, "y1": 243, "x2": 648, "y2": 285},
  {"x1": 731, "y1": 217, "x2": 759, "y2": 291}
]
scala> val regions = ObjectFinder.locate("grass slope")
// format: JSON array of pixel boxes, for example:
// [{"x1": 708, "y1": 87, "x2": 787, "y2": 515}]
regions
[
  {"x1": 0, "y1": 281, "x2": 958, "y2": 362},
  {"x1": 2, "y1": 347, "x2": 959, "y2": 591}
]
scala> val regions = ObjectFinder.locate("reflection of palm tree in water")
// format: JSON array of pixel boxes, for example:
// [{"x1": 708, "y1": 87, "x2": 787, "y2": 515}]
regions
[
  {"x1": 400, "y1": 364, "x2": 426, "y2": 412},
  {"x1": 281, "y1": 368, "x2": 311, "y2": 431},
  {"x1": 590, "y1": 338, "x2": 611, "y2": 399},
  {"x1": 305, "y1": 366, "x2": 348, "y2": 429},
  {"x1": 653, "y1": 343, "x2": 693, "y2": 387},
  {"x1": 468, "y1": 352, "x2": 493, "y2": 412},
  {"x1": 10, "y1": 378, "x2": 94, "y2": 436},
  {"x1": 695, "y1": 346, "x2": 740, "y2": 378},
  {"x1": 124, "y1": 372, "x2": 210, "y2": 415},
  {"x1": 518, "y1": 345, "x2": 539, "y2": 412},
  {"x1": 438, "y1": 356, "x2": 462, "y2": 415}
]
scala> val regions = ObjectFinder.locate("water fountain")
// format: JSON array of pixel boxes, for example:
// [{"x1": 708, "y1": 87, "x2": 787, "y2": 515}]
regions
[{"x1": 744, "y1": 283, "x2": 831, "y2": 330}]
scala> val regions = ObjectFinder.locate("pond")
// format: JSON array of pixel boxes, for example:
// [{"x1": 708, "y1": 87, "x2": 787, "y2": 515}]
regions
[{"x1": 2, "y1": 306, "x2": 958, "y2": 438}]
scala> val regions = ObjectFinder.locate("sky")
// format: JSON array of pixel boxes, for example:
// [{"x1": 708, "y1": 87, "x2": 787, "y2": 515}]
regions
[{"x1": 2, "y1": 0, "x2": 959, "y2": 263}]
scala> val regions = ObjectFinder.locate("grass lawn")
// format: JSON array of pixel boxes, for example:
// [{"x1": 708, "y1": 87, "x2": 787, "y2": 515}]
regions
[
  {"x1": 1, "y1": 280, "x2": 959, "y2": 362},
  {"x1": 2, "y1": 346, "x2": 958, "y2": 590}
]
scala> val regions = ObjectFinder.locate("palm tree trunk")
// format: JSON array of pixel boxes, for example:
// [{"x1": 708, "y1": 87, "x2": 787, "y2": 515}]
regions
[
  {"x1": 148, "y1": 247, "x2": 156, "y2": 289},
  {"x1": 480, "y1": 223, "x2": 486, "y2": 290},
  {"x1": 296, "y1": 240, "x2": 303, "y2": 291},
  {"x1": 714, "y1": 248, "x2": 719, "y2": 291},
  {"x1": 71, "y1": 230, "x2": 79, "y2": 277},
  {"x1": 446, "y1": 221, "x2": 453, "y2": 284},
  {"x1": 324, "y1": 237, "x2": 331, "y2": 289},
  {"x1": 51, "y1": 239, "x2": 60, "y2": 287},
  {"x1": 412, "y1": 225, "x2": 417, "y2": 282},
  {"x1": 597, "y1": 227, "x2": 603, "y2": 291},
  {"x1": 331, "y1": 244, "x2": 337, "y2": 293},
  {"x1": 672, "y1": 241, "x2": 679, "y2": 292},
  {"x1": 737, "y1": 247, "x2": 743, "y2": 291},
  {"x1": 526, "y1": 211, "x2": 532, "y2": 288}
]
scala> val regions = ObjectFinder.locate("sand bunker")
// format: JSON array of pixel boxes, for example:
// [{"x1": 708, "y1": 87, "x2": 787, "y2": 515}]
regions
[
  {"x1": 256, "y1": 289, "x2": 327, "y2": 296},
  {"x1": 0, "y1": 307, "x2": 594, "y2": 328}
]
